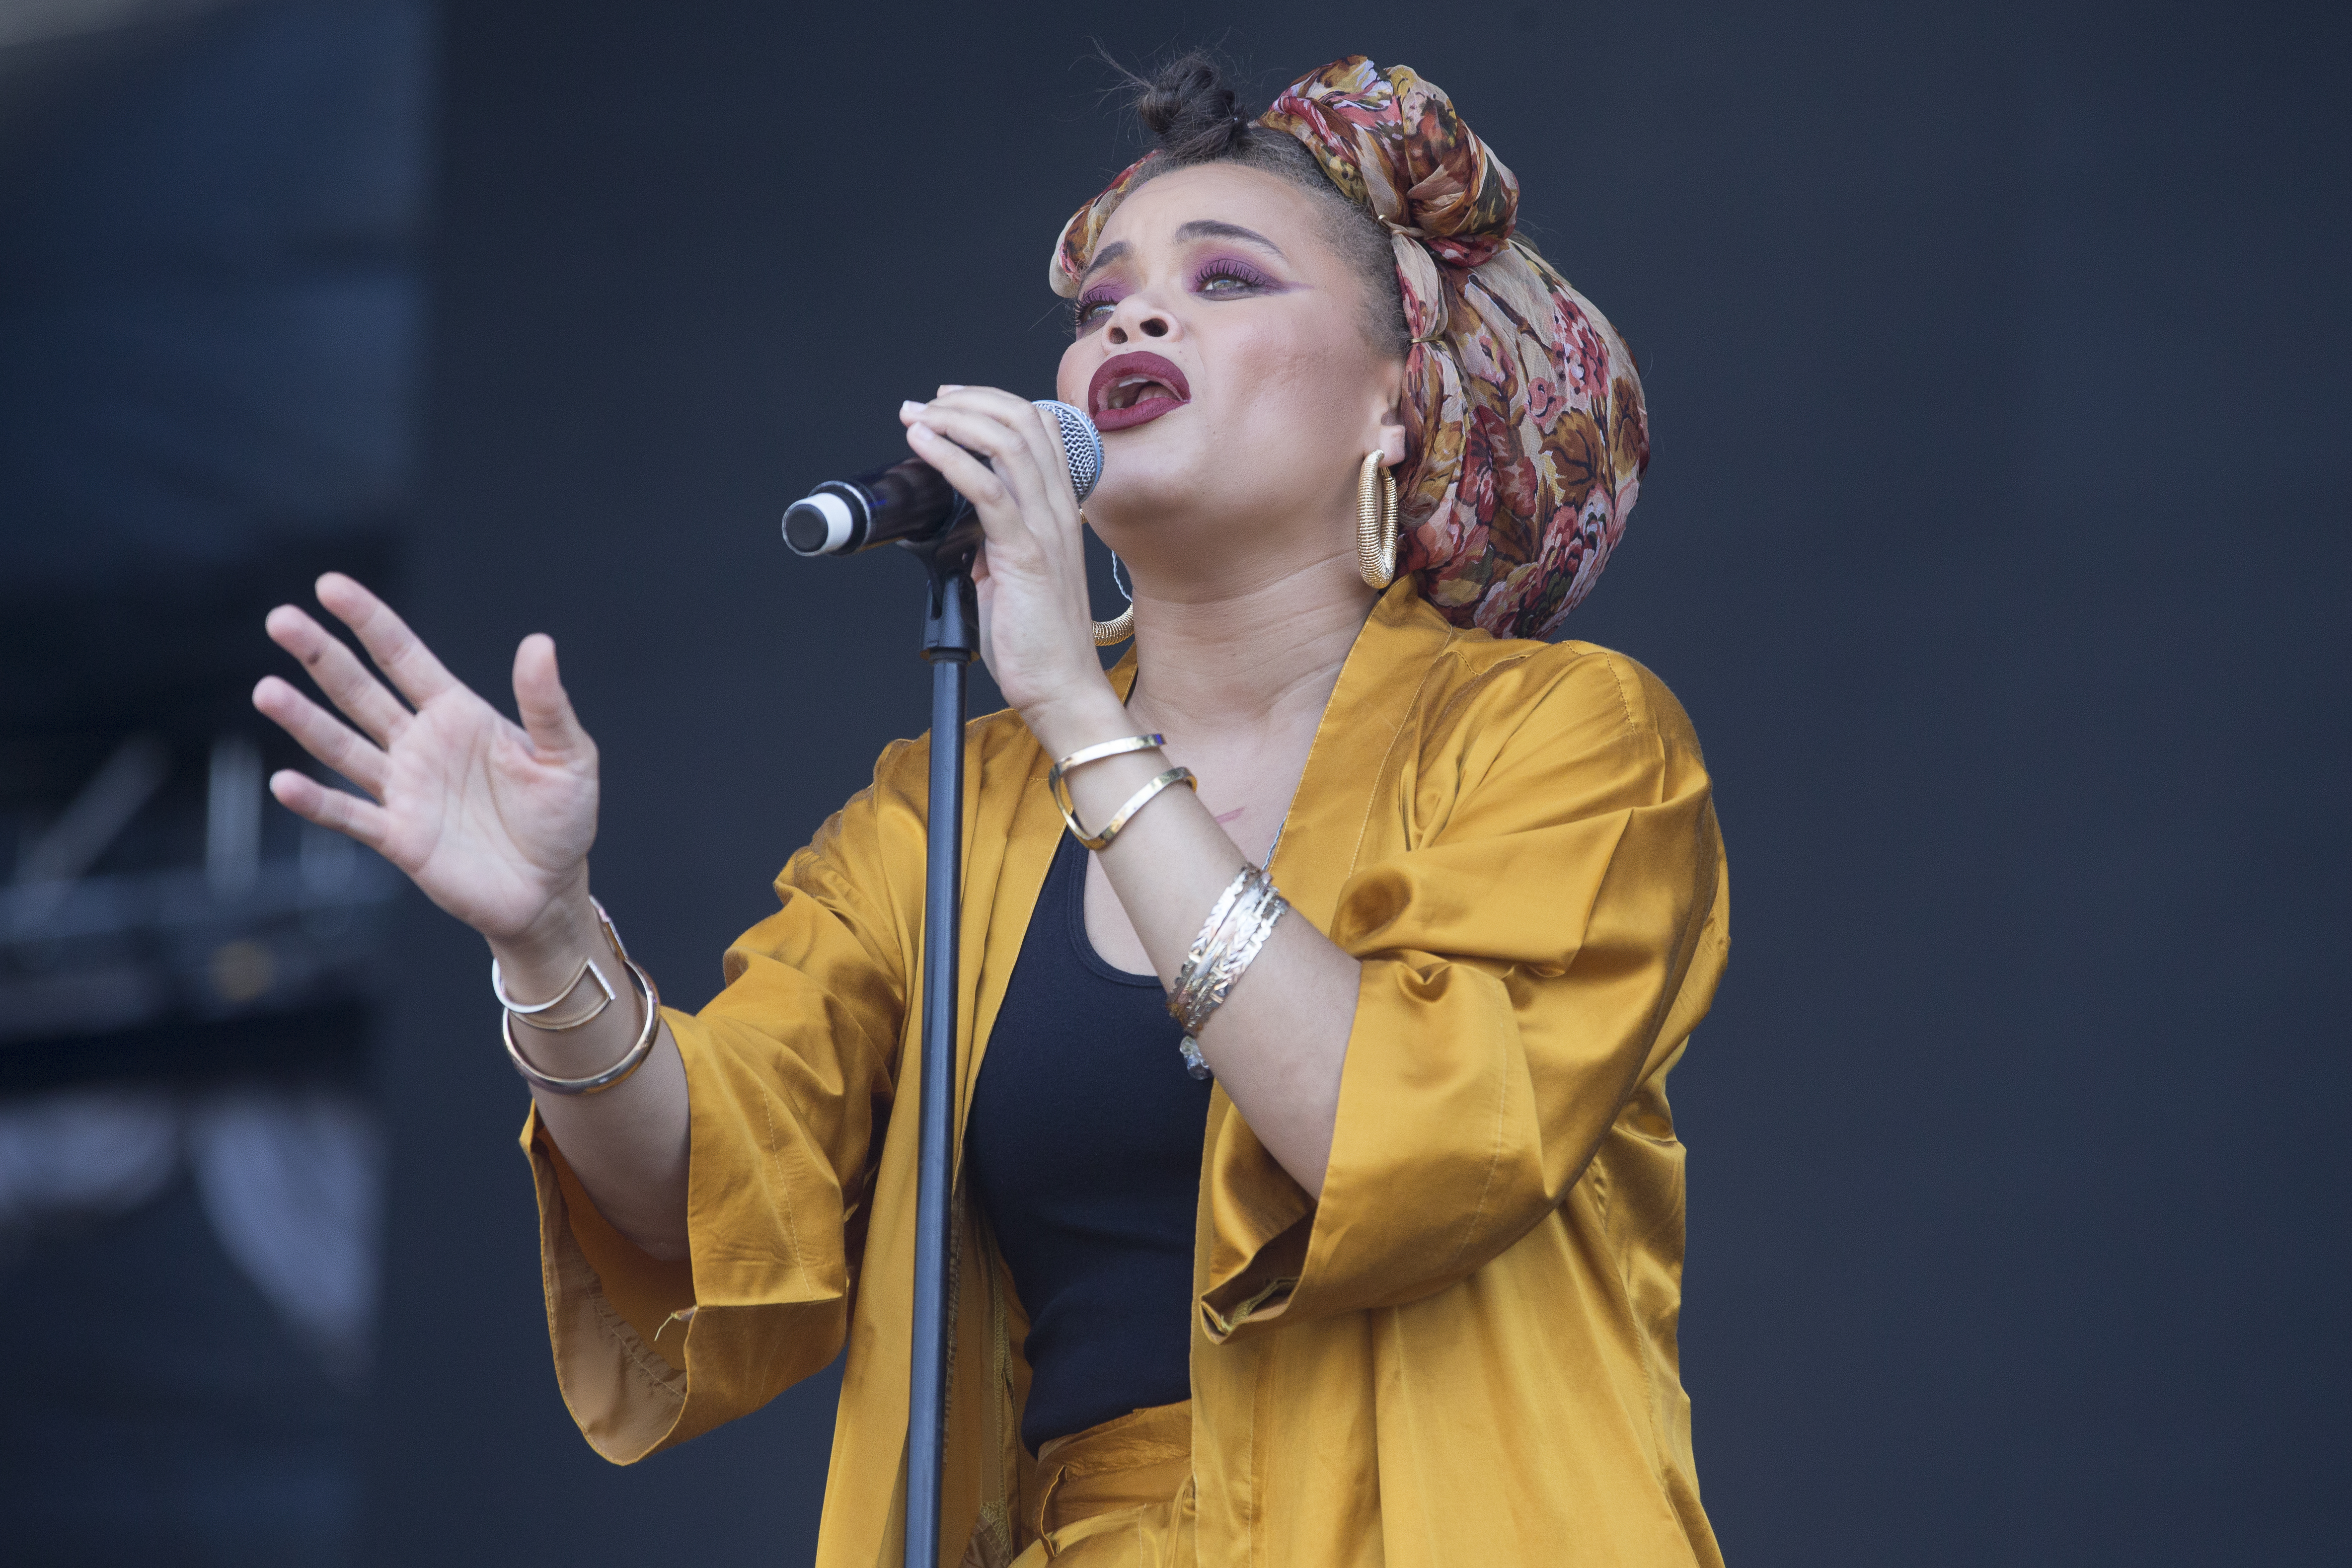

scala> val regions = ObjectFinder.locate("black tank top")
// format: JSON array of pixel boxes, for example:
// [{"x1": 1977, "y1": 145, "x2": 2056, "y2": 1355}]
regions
[{"x1": 964, "y1": 830, "x2": 1210, "y2": 1454}]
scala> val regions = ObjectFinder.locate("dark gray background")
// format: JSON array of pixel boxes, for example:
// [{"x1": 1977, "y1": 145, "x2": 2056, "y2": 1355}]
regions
[{"x1": 262, "y1": 1, "x2": 2352, "y2": 1563}]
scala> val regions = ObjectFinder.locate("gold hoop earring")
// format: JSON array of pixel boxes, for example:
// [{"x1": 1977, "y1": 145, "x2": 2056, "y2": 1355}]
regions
[
  {"x1": 1357, "y1": 450, "x2": 1398, "y2": 590},
  {"x1": 1087, "y1": 512, "x2": 1135, "y2": 645}
]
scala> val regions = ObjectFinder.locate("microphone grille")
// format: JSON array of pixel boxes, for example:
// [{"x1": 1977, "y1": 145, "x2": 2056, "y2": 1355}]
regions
[{"x1": 1033, "y1": 399, "x2": 1103, "y2": 503}]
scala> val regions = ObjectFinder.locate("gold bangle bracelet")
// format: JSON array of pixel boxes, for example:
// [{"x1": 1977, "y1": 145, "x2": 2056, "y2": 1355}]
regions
[
  {"x1": 1058, "y1": 765, "x2": 1196, "y2": 851},
  {"x1": 1047, "y1": 734, "x2": 1165, "y2": 826},
  {"x1": 500, "y1": 897, "x2": 660, "y2": 1094},
  {"x1": 489, "y1": 895, "x2": 632, "y2": 1030},
  {"x1": 1051, "y1": 732, "x2": 1166, "y2": 777},
  {"x1": 505, "y1": 951, "x2": 662, "y2": 1096},
  {"x1": 491, "y1": 953, "x2": 615, "y2": 1032}
]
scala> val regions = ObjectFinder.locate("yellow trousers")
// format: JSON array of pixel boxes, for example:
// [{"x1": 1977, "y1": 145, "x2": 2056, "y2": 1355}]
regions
[{"x1": 1012, "y1": 1402, "x2": 1194, "y2": 1567}]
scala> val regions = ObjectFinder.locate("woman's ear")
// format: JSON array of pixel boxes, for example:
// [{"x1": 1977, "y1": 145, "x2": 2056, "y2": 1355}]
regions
[{"x1": 1378, "y1": 400, "x2": 1409, "y2": 469}]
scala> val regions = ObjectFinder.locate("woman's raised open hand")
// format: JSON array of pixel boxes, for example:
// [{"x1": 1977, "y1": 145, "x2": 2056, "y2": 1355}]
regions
[{"x1": 252, "y1": 573, "x2": 599, "y2": 947}]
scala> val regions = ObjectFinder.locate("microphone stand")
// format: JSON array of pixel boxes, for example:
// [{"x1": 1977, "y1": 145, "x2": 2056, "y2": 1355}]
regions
[{"x1": 900, "y1": 510, "x2": 980, "y2": 1568}]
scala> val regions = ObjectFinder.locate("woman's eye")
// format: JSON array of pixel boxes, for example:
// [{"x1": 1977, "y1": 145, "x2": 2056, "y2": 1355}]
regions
[{"x1": 1195, "y1": 262, "x2": 1273, "y2": 296}]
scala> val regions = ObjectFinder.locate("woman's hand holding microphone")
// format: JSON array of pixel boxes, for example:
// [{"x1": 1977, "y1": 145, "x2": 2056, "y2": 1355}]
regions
[{"x1": 897, "y1": 387, "x2": 1132, "y2": 756}]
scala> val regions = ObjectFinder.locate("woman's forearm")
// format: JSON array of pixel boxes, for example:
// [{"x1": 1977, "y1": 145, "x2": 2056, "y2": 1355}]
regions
[
  {"x1": 1025, "y1": 689, "x2": 1358, "y2": 1198},
  {"x1": 492, "y1": 897, "x2": 693, "y2": 1261}
]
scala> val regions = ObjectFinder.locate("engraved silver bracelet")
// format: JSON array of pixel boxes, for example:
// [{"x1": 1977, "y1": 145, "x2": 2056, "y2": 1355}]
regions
[{"x1": 1167, "y1": 864, "x2": 1289, "y2": 1079}]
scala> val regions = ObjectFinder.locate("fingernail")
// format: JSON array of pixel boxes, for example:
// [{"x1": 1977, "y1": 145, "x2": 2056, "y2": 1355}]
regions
[
  {"x1": 937, "y1": 383, "x2": 964, "y2": 394},
  {"x1": 900, "y1": 400, "x2": 923, "y2": 417}
]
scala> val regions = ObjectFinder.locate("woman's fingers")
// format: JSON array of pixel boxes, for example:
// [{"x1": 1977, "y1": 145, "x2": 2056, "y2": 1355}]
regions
[
  {"x1": 266, "y1": 603, "x2": 415, "y2": 746},
  {"x1": 923, "y1": 387, "x2": 1080, "y2": 507},
  {"x1": 266, "y1": 768, "x2": 392, "y2": 852},
  {"x1": 1006, "y1": 391, "x2": 1085, "y2": 507},
  {"x1": 901, "y1": 388, "x2": 1109, "y2": 714},
  {"x1": 904, "y1": 418, "x2": 1017, "y2": 519},
  {"x1": 315, "y1": 573, "x2": 461, "y2": 711},
  {"x1": 901, "y1": 396, "x2": 1074, "y2": 562},
  {"x1": 251, "y1": 675, "x2": 391, "y2": 797},
  {"x1": 1029, "y1": 398, "x2": 1085, "y2": 501},
  {"x1": 512, "y1": 633, "x2": 591, "y2": 760},
  {"x1": 931, "y1": 388, "x2": 1087, "y2": 550}
]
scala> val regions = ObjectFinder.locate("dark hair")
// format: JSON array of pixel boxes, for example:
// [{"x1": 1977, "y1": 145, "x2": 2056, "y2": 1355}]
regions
[{"x1": 1104, "y1": 52, "x2": 1409, "y2": 357}]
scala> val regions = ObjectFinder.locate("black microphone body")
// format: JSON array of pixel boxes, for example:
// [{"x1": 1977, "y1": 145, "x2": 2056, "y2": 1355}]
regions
[
  {"x1": 784, "y1": 459, "x2": 966, "y2": 556},
  {"x1": 782, "y1": 399, "x2": 1102, "y2": 557}
]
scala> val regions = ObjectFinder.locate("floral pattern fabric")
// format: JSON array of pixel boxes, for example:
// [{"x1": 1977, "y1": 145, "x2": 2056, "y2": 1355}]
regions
[{"x1": 1051, "y1": 56, "x2": 1650, "y2": 640}]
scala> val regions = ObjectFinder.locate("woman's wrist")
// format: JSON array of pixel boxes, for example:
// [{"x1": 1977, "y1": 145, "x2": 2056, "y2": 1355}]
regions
[
  {"x1": 487, "y1": 880, "x2": 604, "y2": 995},
  {"x1": 1019, "y1": 683, "x2": 1141, "y2": 763}
]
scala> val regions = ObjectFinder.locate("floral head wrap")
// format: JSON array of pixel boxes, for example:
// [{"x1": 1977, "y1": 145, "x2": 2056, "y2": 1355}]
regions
[{"x1": 1051, "y1": 57, "x2": 1650, "y2": 639}]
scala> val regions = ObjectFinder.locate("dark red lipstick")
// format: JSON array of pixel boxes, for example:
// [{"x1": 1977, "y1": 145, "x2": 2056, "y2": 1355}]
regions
[{"x1": 1087, "y1": 353, "x2": 1191, "y2": 432}]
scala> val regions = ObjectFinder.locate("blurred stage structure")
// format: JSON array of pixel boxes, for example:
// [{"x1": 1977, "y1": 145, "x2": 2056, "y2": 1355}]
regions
[
  {"x1": 2, "y1": 731, "x2": 401, "y2": 1047},
  {"x1": 0, "y1": 0, "x2": 426, "y2": 1560}
]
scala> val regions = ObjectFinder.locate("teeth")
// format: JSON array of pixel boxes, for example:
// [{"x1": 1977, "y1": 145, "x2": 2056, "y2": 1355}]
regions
[{"x1": 1105, "y1": 375, "x2": 1175, "y2": 410}]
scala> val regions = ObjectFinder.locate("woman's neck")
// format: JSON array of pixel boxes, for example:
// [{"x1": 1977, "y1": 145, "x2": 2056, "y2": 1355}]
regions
[{"x1": 1121, "y1": 560, "x2": 1375, "y2": 744}]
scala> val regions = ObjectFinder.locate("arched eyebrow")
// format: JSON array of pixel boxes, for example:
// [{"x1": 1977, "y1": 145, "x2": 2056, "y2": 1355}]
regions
[
  {"x1": 1080, "y1": 221, "x2": 1289, "y2": 283},
  {"x1": 1174, "y1": 219, "x2": 1288, "y2": 258},
  {"x1": 1080, "y1": 241, "x2": 1130, "y2": 283}
]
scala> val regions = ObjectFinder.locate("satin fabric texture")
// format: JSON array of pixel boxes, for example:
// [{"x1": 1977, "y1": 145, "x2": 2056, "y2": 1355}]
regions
[
  {"x1": 1020, "y1": 1401, "x2": 1196, "y2": 1565},
  {"x1": 521, "y1": 582, "x2": 1731, "y2": 1567}
]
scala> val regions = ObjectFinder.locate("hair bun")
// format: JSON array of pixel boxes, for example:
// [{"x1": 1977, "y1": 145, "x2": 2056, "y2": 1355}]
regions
[{"x1": 1134, "y1": 51, "x2": 1246, "y2": 161}]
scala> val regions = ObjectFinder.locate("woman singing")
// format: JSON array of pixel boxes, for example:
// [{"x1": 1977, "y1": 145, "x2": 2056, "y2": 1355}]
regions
[{"x1": 253, "y1": 54, "x2": 1730, "y2": 1568}]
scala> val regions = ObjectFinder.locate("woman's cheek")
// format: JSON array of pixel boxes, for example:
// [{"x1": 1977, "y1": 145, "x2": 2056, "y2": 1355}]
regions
[
  {"x1": 1236, "y1": 337, "x2": 1343, "y2": 439},
  {"x1": 1056, "y1": 342, "x2": 1089, "y2": 408}
]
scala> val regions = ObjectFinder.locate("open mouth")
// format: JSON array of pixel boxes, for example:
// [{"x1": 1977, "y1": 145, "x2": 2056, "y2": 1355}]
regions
[
  {"x1": 1102, "y1": 376, "x2": 1179, "y2": 410},
  {"x1": 1088, "y1": 352, "x2": 1191, "y2": 432}
]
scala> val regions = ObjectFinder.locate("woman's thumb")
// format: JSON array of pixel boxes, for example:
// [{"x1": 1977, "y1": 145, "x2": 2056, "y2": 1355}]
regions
[{"x1": 513, "y1": 633, "x2": 586, "y2": 755}]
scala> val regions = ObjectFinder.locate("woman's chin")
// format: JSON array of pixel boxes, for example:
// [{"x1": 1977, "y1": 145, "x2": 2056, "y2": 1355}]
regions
[{"x1": 1088, "y1": 432, "x2": 1213, "y2": 510}]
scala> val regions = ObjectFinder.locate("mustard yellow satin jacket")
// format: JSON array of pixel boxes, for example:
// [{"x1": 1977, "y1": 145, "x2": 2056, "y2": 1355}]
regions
[{"x1": 522, "y1": 583, "x2": 1732, "y2": 1567}]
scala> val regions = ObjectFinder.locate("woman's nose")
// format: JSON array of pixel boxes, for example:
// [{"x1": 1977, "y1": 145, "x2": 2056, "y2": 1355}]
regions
[{"x1": 1106, "y1": 297, "x2": 1174, "y2": 344}]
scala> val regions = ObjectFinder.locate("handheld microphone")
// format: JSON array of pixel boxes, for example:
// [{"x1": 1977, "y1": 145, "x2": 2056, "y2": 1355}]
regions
[{"x1": 782, "y1": 399, "x2": 1103, "y2": 557}]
